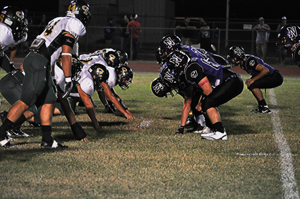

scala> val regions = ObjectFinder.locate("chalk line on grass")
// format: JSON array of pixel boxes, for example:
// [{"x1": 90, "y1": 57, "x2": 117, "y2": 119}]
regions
[{"x1": 269, "y1": 88, "x2": 299, "y2": 199}]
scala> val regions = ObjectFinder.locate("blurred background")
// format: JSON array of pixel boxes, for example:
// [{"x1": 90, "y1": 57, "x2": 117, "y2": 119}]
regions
[{"x1": 2, "y1": 0, "x2": 300, "y2": 64}]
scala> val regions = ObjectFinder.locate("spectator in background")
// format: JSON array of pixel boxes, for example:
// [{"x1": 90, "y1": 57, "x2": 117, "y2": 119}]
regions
[
  {"x1": 176, "y1": 17, "x2": 196, "y2": 46},
  {"x1": 126, "y1": 14, "x2": 141, "y2": 60},
  {"x1": 104, "y1": 17, "x2": 115, "y2": 48},
  {"x1": 253, "y1": 17, "x2": 270, "y2": 60},
  {"x1": 276, "y1": 16, "x2": 288, "y2": 65},
  {"x1": 120, "y1": 14, "x2": 129, "y2": 52},
  {"x1": 198, "y1": 17, "x2": 216, "y2": 53}
]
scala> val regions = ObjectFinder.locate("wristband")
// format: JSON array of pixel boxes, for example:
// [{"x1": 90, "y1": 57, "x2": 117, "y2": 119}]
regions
[
  {"x1": 65, "y1": 77, "x2": 72, "y2": 82},
  {"x1": 61, "y1": 53, "x2": 72, "y2": 56}
]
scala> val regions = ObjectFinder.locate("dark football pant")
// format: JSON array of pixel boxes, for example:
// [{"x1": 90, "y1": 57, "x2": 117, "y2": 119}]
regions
[
  {"x1": 0, "y1": 71, "x2": 38, "y2": 115},
  {"x1": 0, "y1": 54, "x2": 15, "y2": 73},
  {"x1": 201, "y1": 76, "x2": 244, "y2": 112},
  {"x1": 20, "y1": 52, "x2": 56, "y2": 107},
  {"x1": 248, "y1": 70, "x2": 283, "y2": 91}
]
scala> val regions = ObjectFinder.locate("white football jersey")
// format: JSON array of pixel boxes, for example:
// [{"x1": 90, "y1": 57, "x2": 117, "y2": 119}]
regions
[
  {"x1": 79, "y1": 48, "x2": 114, "y2": 60},
  {"x1": 80, "y1": 55, "x2": 108, "y2": 71},
  {"x1": 0, "y1": 23, "x2": 27, "y2": 54},
  {"x1": 36, "y1": 16, "x2": 86, "y2": 67},
  {"x1": 54, "y1": 63, "x2": 94, "y2": 98},
  {"x1": 106, "y1": 66, "x2": 118, "y2": 89}
]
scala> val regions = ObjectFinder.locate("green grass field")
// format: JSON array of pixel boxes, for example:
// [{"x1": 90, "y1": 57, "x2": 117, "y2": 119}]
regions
[{"x1": 0, "y1": 71, "x2": 300, "y2": 198}]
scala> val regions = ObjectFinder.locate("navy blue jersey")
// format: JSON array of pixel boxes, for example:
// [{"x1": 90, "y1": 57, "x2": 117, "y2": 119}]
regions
[{"x1": 242, "y1": 54, "x2": 275, "y2": 76}]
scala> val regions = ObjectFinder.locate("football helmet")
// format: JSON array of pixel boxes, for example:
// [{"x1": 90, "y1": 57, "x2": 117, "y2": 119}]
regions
[
  {"x1": 0, "y1": 6, "x2": 26, "y2": 42},
  {"x1": 88, "y1": 64, "x2": 109, "y2": 90},
  {"x1": 166, "y1": 50, "x2": 190, "y2": 72},
  {"x1": 279, "y1": 25, "x2": 300, "y2": 49},
  {"x1": 151, "y1": 77, "x2": 172, "y2": 98},
  {"x1": 67, "y1": 0, "x2": 91, "y2": 27},
  {"x1": 116, "y1": 65, "x2": 133, "y2": 90},
  {"x1": 160, "y1": 63, "x2": 180, "y2": 92},
  {"x1": 116, "y1": 49, "x2": 128, "y2": 66},
  {"x1": 104, "y1": 50, "x2": 120, "y2": 68},
  {"x1": 71, "y1": 54, "x2": 83, "y2": 78},
  {"x1": 227, "y1": 46, "x2": 245, "y2": 66},
  {"x1": 160, "y1": 35, "x2": 182, "y2": 61}
]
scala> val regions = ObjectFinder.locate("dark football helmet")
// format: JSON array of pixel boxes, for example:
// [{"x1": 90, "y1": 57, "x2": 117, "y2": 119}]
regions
[
  {"x1": 67, "y1": 0, "x2": 91, "y2": 27},
  {"x1": 104, "y1": 50, "x2": 120, "y2": 68},
  {"x1": 160, "y1": 35, "x2": 182, "y2": 61},
  {"x1": 0, "y1": 6, "x2": 26, "y2": 42},
  {"x1": 115, "y1": 49, "x2": 128, "y2": 66},
  {"x1": 160, "y1": 63, "x2": 180, "y2": 92},
  {"x1": 88, "y1": 64, "x2": 109, "y2": 90},
  {"x1": 227, "y1": 46, "x2": 245, "y2": 66},
  {"x1": 166, "y1": 50, "x2": 190, "y2": 72},
  {"x1": 116, "y1": 65, "x2": 133, "y2": 90},
  {"x1": 151, "y1": 77, "x2": 172, "y2": 98},
  {"x1": 71, "y1": 54, "x2": 83, "y2": 78},
  {"x1": 279, "y1": 25, "x2": 300, "y2": 49}
]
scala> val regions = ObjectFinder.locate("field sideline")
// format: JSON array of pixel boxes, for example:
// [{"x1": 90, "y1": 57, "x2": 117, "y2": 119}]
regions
[{"x1": 0, "y1": 60, "x2": 300, "y2": 198}]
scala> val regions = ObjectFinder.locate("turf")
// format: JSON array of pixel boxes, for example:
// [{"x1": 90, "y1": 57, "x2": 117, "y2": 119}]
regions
[{"x1": 0, "y1": 71, "x2": 299, "y2": 198}]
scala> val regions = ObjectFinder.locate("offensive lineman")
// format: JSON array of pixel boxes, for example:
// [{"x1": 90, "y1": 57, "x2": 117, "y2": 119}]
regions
[
  {"x1": 0, "y1": 0, "x2": 91, "y2": 148},
  {"x1": 0, "y1": 6, "x2": 27, "y2": 73}
]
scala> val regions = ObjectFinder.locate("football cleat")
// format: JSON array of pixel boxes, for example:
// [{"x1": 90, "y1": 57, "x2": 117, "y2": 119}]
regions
[
  {"x1": 0, "y1": 138, "x2": 14, "y2": 148},
  {"x1": 201, "y1": 129, "x2": 227, "y2": 140},
  {"x1": 251, "y1": 105, "x2": 271, "y2": 114},
  {"x1": 41, "y1": 140, "x2": 68, "y2": 148},
  {"x1": 8, "y1": 129, "x2": 29, "y2": 137}
]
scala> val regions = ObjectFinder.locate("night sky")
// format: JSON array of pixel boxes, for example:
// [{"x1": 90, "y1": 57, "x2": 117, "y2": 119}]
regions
[
  {"x1": 1, "y1": 0, "x2": 300, "y2": 23},
  {"x1": 175, "y1": 0, "x2": 300, "y2": 22}
]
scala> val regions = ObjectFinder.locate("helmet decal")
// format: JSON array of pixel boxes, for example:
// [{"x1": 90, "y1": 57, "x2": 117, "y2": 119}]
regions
[
  {"x1": 287, "y1": 26, "x2": 298, "y2": 40},
  {"x1": 163, "y1": 37, "x2": 176, "y2": 50},
  {"x1": 233, "y1": 46, "x2": 244, "y2": 57}
]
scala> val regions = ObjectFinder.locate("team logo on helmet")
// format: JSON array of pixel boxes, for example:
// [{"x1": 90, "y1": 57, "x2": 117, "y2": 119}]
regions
[
  {"x1": 16, "y1": 11, "x2": 24, "y2": 19},
  {"x1": 82, "y1": 5, "x2": 89, "y2": 16},
  {"x1": 163, "y1": 37, "x2": 176, "y2": 49},
  {"x1": 287, "y1": 26, "x2": 298, "y2": 40},
  {"x1": 169, "y1": 53, "x2": 183, "y2": 68},
  {"x1": 96, "y1": 67, "x2": 104, "y2": 78},
  {"x1": 163, "y1": 70, "x2": 175, "y2": 83},
  {"x1": 152, "y1": 81, "x2": 164, "y2": 94},
  {"x1": 234, "y1": 47, "x2": 243, "y2": 57},
  {"x1": 109, "y1": 54, "x2": 116, "y2": 62}
]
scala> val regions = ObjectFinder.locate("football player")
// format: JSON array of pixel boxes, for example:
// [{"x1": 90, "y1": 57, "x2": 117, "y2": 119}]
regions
[
  {"x1": 159, "y1": 50, "x2": 244, "y2": 140},
  {"x1": 0, "y1": 6, "x2": 28, "y2": 73},
  {"x1": 279, "y1": 25, "x2": 300, "y2": 67},
  {"x1": 227, "y1": 46, "x2": 283, "y2": 113},
  {"x1": 54, "y1": 56, "x2": 107, "y2": 133},
  {"x1": 79, "y1": 50, "x2": 134, "y2": 119},
  {"x1": 0, "y1": 0, "x2": 91, "y2": 148},
  {"x1": 0, "y1": 66, "x2": 64, "y2": 137}
]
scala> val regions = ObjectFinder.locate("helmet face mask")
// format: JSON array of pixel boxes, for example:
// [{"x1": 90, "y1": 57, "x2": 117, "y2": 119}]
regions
[
  {"x1": 0, "y1": 6, "x2": 26, "y2": 42},
  {"x1": 115, "y1": 50, "x2": 128, "y2": 66},
  {"x1": 68, "y1": 0, "x2": 91, "y2": 27},
  {"x1": 116, "y1": 65, "x2": 133, "y2": 90}
]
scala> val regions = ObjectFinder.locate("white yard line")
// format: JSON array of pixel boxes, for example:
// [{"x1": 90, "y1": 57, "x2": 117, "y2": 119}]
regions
[{"x1": 269, "y1": 89, "x2": 299, "y2": 199}]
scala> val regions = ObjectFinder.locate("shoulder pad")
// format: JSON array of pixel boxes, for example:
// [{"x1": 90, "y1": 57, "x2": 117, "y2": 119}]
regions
[
  {"x1": 245, "y1": 56, "x2": 258, "y2": 70},
  {"x1": 185, "y1": 62, "x2": 205, "y2": 84}
]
